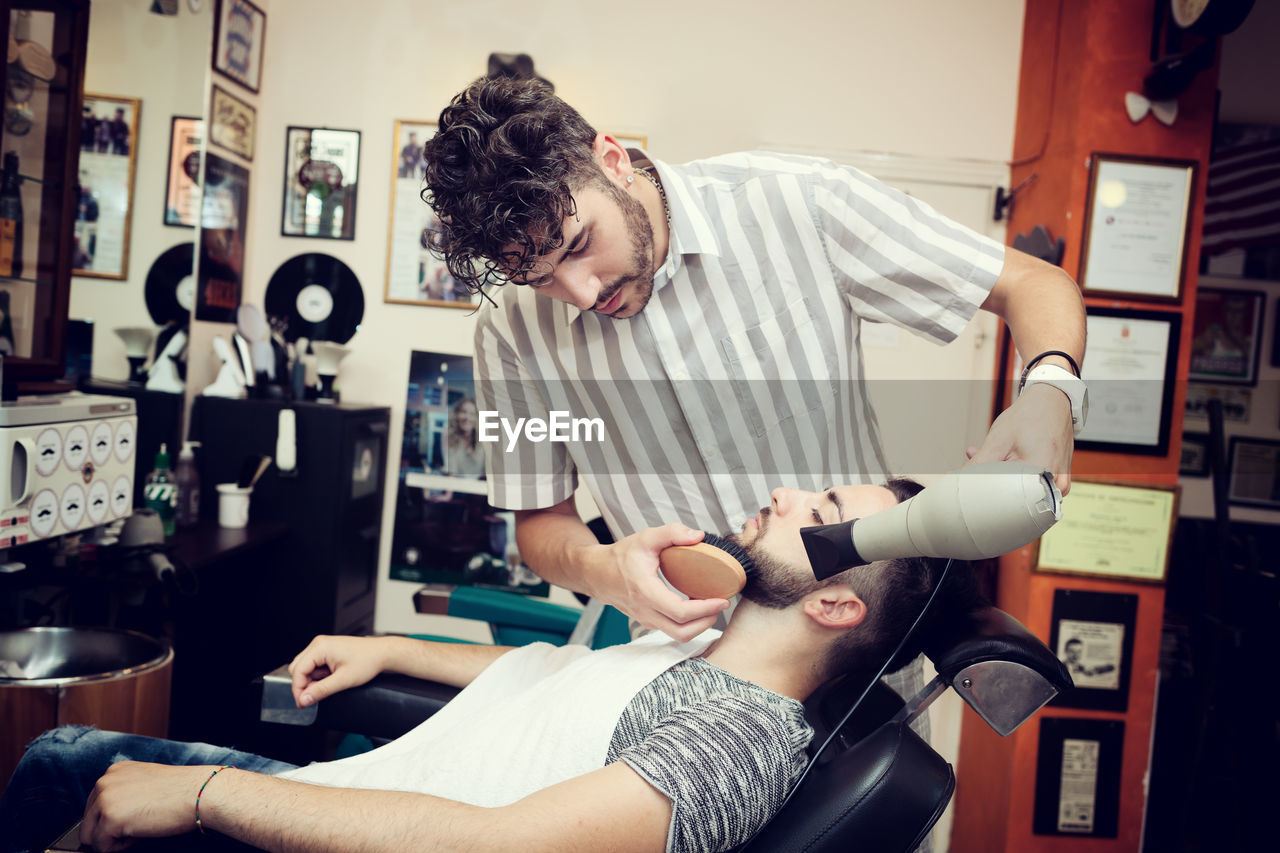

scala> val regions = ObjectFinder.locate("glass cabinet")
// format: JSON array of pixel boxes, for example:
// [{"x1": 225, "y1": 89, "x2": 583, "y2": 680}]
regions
[{"x1": 0, "y1": 0, "x2": 89, "y2": 389}]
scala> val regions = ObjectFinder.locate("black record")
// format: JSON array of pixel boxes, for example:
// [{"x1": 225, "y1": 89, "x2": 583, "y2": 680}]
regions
[
  {"x1": 264, "y1": 253, "x2": 364, "y2": 343},
  {"x1": 144, "y1": 243, "x2": 196, "y2": 326}
]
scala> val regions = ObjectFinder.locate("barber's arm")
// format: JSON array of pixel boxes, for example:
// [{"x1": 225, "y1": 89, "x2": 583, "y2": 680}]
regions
[
  {"x1": 79, "y1": 759, "x2": 670, "y2": 853},
  {"x1": 288, "y1": 634, "x2": 515, "y2": 708},
  {"x1": 515, "y1": 498, "x2": 729, "y2": 642},
  {"x1": 968, "y1": 246, "x2": 1086, "y2": 494}
]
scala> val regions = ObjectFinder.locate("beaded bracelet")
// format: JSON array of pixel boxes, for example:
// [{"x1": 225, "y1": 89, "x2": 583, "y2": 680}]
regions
[{"x1": 195, "y1": 765, "x2": 233, "y2": 834}]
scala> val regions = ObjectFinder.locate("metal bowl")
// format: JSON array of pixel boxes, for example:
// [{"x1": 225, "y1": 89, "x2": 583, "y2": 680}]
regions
[{"x1": 0, "y1": 626, "x2": 172, "y2": 686}]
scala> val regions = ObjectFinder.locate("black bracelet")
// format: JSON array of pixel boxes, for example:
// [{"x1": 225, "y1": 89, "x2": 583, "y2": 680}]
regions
[{"x1": 1018, "y1": 350, "x2": 1080, "y2": 379}]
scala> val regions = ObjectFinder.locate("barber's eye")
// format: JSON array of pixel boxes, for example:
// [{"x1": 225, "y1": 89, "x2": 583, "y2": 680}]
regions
[{"x1": 569, "y1": 235, "x2": 591, "y2": 256}]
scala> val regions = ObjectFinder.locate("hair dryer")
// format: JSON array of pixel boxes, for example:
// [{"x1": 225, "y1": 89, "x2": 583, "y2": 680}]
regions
[{"x1": 800, "y1": 461, "x2": 1062, "y2": 580}]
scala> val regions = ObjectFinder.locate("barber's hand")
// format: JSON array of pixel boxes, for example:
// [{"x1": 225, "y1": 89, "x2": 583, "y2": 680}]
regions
[
  {"x1": 600, "y1": 524, "x2": 731, "y2": 643},
  {"x1": 80, "y1": 761, "x2": 208, "y2": 851},
  {"x1": 289, "y1": 634, "x2": 390, "y2": 708},
  {"x1": 966, "y1": 382, "x2": 1074, "y2": 495}
]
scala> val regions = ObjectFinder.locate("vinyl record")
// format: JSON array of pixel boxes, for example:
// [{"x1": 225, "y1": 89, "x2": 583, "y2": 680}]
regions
[
  {"x1": 144, "y1": 243, "x2": 196, "y2": 326},
  {"x1": 264, "y1": 253, "x2": 364, "y2": 343}
]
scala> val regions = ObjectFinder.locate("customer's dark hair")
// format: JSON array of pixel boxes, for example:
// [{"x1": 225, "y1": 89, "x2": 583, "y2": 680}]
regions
[
  {"x1": 421, "y1": 76, "x2": 601, "y2": 293},
  {"x1": 821, "y1": 478, "x2": 984, "y2": 682}
]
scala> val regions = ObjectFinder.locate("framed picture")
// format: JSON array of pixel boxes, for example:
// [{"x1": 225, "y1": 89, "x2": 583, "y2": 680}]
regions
[
  {"x1": 1048, "y1": 589, "x2": 1138, "y2": 712},
  {"x1": 74, "y1": 94, "x2": 141, "y2": 280},
  {"x1": 1079, "y1": 153, "x2": 1196, "y2": 301},
  {"x1": 1184, "y1": 384, "x2": 1251, "y2": 422},
  {"x1": 1189, "y1": 287, "x2": 1264, "y2": 385},
  {"x1": 209, "y1": 84, "x2": 255, "y2": 162},
  {"x1": 1226, "y1": 436, "x2": 1280, "y2": 509},
  {"x1": 1075, "y1": 307, "x2": 1181, "y2": 456},
  {"x1": 1033, "y1": 717, "x2": 1124, "y2": 837},
  {"x1": 1179, "y1": 432, "x2": 1211, "y2": 478},
  {"x1": 196, "y1": 152, "x2": 249, "y2": 323},
  {"x1": 281, "y1": 126, "x2": 360, "y2": 240},
  {"x1": 383, "y1": 121, "x2": 647, "y2": 308},
  {"x1": 212, "y1": 0, "x2": 266, "y2": 94},
  {"x1": 1034, "y1": 478, "x2": 1179, "y2": 583},
  {"x1": 164, "y1": 116, "x2": 203, "y2": 228}
]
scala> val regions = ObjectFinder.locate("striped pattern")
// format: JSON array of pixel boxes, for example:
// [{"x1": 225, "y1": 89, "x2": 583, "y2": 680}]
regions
[
  {"x1": 474, "y1": 150, "x2": 1004, "y2": 540},
  {"x1": 1203, "y1": 136, "x2": 1280, "y2": 256},
  {"x1": 608, "y1": 657, "x2": 812, "y2": 853}
]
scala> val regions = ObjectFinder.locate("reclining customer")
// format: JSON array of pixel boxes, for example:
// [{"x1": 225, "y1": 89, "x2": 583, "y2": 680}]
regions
[{"x1": 0, "y1": 478, "x2": 973, "y2": 853}]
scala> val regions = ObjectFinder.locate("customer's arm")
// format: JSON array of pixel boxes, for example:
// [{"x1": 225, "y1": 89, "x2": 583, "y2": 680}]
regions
[
  {"x1": 79, "y1": 759, "x2": 670, "y2": 853},
  {"x1": 968, "y1": 246, "x2": 1086, "y2": 494},
  {"x1": 516, "y1": 497, "x2": 729, "y2": 642},
  {"x1": 288, "y1": 635, "x2": 515, "y2": 708}
]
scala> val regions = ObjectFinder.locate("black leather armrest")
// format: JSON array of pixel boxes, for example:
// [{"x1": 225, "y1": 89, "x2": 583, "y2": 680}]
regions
[{"x1": 259, "y1": 670, "x2": 461, "y2": 743}]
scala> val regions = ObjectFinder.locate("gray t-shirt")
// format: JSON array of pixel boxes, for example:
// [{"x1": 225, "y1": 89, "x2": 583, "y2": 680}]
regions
[{"x1": 607, "y1": 657, "x2": 813, "y2": 853}]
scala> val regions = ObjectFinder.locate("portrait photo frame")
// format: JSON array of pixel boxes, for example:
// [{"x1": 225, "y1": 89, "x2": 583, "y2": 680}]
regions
[
  {"x1": 1048, "y1": 589, "x2": 1138, "y2": 712},
  {"x1": 1074, "y1": 307, "x2": 1182, "y2": 456},
  {"x1": 1189, "y1": 286, "x2": 1265, "y2": 385},
  {"x1": 164, "y1": 116, "x2": 203, "y2": 228},
  {"x1": 1226, "y1": 436, "x2": 1280, "y2": 509},
  {"x1": 1078, "y1": 153, "x2": 1197, "y2": 301},
  {"x1": 281, "y1": 126, "x2": 360, "y2": 240},
  {"x1": 208, "y1": 84, "x2": 256, "y2": 162},
  {"x1": 1034, "y1": 478, "x2": 1179, "y2": 584},
  {"x1": 212, "y1": 0, "x2": 266, "y2": 94},
  {"x1": 74, "y1": 94, "x2": 141, "y2": 280},
  {"x1": 383, "y1": 121, "x2": 648, "y2": 308}
]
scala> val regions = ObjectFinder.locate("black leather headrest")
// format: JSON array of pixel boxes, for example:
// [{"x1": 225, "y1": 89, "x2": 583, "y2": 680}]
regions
[{"x1": 924, "y1": 605, "x2": 1071, "y2": 692}]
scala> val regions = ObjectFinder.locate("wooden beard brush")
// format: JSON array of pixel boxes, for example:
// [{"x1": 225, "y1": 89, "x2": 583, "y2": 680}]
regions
[{"x1": 661, "y1": 534, "x2": 758, "y2": 599}]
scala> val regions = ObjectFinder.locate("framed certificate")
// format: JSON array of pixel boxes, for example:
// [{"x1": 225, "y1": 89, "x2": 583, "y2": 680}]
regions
[
  {"x1": 1079, "y1": 153, "x2": 1196, "y2": 301},
  {"x1": 1226, "y1": 436, "x2": 1280, "y2": 509},
  {"x1": 1033, "y1": 717, "x2": 1124, "y2": 838},
  {"x1": 1034, "y1": 478, "x2": 1179, "y2": 583},
  {"x1": 1075, "y1": 307, "x2": 1181, "y2": 456}
]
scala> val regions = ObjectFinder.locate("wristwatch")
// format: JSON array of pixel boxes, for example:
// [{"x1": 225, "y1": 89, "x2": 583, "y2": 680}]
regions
[{"x1": 1019, "y1": 363, "x2": 1089, "y2": 436}]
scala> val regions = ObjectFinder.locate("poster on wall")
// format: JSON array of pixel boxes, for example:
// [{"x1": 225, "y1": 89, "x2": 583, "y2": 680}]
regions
[
  {"x1": 74, "y1": 94, "x2": 140, "y2": 280},
  {"x1": 388, "y1": 349, "x2": 549, "y2": 596},
  {"x1": 1033, "y1": 717, "x2": 1124, "y2": 838},
  {"x1": 1048, "y1": 588, "x2": 1138, "y2": 712},
  {"x1": 281, "y1": 126, "x2": 360, "y2": 240},
  {"x1": 196, "y1": 153, "x2": 249, "y2": 322},
  {"x1": 164, "y1": 116, "x2": 204, "y2": 227},
  {"x1": 212, "y1": 0, "x2": 266, "y2": 94}
]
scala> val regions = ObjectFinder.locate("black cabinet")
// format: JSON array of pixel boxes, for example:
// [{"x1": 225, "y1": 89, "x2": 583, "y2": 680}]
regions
[{"x1": 191, "y1": 398, "x2": 389, "y2": 655}]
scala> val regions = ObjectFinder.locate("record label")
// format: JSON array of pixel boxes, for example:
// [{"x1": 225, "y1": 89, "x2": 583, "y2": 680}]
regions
[{"x1": 265, "y1": 253, "x2": 364, "y2": 343}]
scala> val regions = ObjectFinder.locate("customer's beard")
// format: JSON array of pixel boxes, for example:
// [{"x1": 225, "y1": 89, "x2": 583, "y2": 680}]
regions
[
  {"x1": 727, "y1": 535, "x2": 826, "y2": 609},
  {"x1": 595, "y1": 178, "x2": 656, "y2": 316}
]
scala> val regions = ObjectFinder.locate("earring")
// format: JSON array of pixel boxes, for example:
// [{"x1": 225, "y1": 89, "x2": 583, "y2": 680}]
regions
[{"x1": 626, "y1": 175, "x2": 634, "y2": 185}]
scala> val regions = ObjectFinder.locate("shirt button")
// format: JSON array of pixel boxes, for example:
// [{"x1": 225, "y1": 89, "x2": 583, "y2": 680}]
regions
[
  {"x1": 706, "y1": 445, "x2": 720, "y2": 459},
  {"x1": 670, "y1": 368, "x2": 690, "y2": 382}
]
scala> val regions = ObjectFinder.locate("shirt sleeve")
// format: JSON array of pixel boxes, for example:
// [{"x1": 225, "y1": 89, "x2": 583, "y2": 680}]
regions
[
  {"x1": 616, "y1": 696, "x2": 811, "y2": 853},
  {"x1": 473, "y1": 312, "x2": 578, "y2": 510},
  {"x1": 809, "y1": 160, "x2": 1006, "y2": 345}
]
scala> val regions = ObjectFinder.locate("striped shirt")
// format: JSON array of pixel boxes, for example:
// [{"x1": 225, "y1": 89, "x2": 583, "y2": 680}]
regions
[{"x1": 474, "y1": 150, "x2": 1005, "y2": 538}]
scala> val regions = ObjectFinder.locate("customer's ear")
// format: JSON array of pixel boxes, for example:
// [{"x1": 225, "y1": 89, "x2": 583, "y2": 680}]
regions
[
  {"x1": 593, "y1": 133, "x2": 631, "y2": 181},
  {"x1": 803, "y1": 587, "x2": 866, "y2": 629}
]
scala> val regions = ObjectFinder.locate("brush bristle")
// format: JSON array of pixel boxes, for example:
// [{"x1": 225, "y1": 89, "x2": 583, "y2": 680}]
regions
[{"x1": 700, "y1": 533, "x2": 756, "y2": 579}]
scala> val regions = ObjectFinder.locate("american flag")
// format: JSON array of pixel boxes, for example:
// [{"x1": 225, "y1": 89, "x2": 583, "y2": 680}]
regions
[{"x1": 1202, "y1": 133, "x2": 1280, "y2": 256}]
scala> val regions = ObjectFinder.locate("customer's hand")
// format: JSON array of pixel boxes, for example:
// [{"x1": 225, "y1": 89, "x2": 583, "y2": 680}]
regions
[
  {"x1": 288, "y1": 634, "x2": 391, "y2": 708},
  {"x1": 600, "y1": 524, "x2": 731, "y2": 643},
  {"x1": 80, "y1": 761, "x2": 208, "y2": 851},
  {"x1": 966, "y1": 382, "x2": 1075, "y2": 495}
]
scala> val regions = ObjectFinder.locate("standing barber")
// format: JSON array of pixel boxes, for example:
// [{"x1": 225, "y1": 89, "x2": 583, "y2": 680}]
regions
[{"x1": 422, "y1": 77, "x2": 1085, "y2": 647}]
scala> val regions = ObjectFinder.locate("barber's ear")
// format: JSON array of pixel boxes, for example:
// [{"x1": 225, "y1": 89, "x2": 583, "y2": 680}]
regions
[
  {"x1": 593, "y1": 133, "x2": 631, "y2": 181},
  {"x1": 803, "y1": 588, "x2": 867, "y2": 630}
]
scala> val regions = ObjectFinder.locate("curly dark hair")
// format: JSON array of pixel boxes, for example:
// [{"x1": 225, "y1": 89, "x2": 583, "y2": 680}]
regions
[{"x1": 421, "y1": 76, "x2": 602, "y2": 293}]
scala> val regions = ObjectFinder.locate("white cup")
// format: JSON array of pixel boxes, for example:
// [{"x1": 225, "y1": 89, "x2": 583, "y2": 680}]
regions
[{"x1": 216, "y1": 483, "x2": 252, "y2": 528}]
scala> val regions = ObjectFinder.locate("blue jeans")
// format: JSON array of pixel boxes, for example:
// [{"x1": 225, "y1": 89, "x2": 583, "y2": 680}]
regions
[{"x1": 0, "y1": 725, "x2": 296, "y2": 853}]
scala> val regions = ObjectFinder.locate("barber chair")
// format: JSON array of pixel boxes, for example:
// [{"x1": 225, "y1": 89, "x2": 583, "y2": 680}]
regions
[{"x1": 259, "y1": 603, "x2": 1070, "y2": 853}]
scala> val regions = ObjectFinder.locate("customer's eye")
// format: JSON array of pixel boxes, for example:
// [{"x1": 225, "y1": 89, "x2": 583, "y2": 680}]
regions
[{"x1": 811, "y1": 508, "x2": 824, "y2": 524}]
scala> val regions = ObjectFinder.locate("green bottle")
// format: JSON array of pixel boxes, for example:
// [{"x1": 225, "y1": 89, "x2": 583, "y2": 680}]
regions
[{"x1": 144, "y1": 443, "x2": 177, "y2": 536}]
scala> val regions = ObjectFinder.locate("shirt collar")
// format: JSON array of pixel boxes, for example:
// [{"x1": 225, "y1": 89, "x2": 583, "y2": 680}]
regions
[{"x1": 560, "y1": 151, "x2": 721, "y2": 325}]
